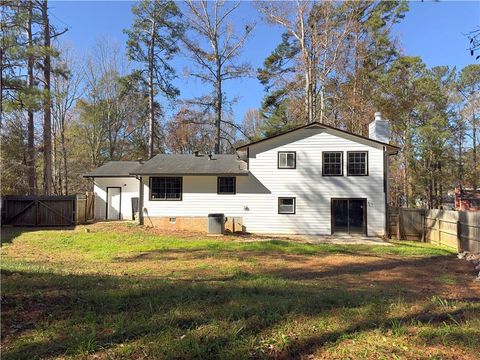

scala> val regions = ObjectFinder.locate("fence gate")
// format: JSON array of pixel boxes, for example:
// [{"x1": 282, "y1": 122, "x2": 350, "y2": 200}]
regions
[
  {"x1": 399, "y1": 208, "x2": 425, "y2": 240},
  {"x1": 1, "y1": 195, "x2": 76, "y2": 226}
]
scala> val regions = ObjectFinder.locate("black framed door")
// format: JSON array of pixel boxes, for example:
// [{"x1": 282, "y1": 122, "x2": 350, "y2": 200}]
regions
[{"x1": 331, "y1": 198, "x2": 367, "y2": 235}]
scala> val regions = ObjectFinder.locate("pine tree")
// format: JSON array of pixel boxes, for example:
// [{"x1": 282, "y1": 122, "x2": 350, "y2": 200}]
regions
[{"x1": 125, "y1": 0, "x2": 182, "y2": 159}]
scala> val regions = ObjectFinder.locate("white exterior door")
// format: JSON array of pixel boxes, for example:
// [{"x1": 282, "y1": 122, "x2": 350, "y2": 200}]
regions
[{"x1": 107, "y1": 187, "x2": 121, "y2": 220}]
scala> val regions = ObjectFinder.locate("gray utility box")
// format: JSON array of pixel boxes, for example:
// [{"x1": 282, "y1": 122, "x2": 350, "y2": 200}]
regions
[{"x1": 208, "y1": 213, "x2": 225, "y2": 234}]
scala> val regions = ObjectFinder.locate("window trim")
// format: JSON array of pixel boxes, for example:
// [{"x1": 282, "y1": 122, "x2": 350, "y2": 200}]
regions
[
  {"x1": 322, "y1": 151, "x2": 344, "y2": 176},
  {"x1": 217, "y1": 176, "x2": 236, "y2": 195},
  {"x1": 278, "y1": 197, "x2": 296, "y2": 214},
  {"x1": 149, "y1": 176, "x2": 183, "y2": 201},
  {"x1": 277, "y1": 151, "x2": 297, "y2": 169},
  {"x1": 347, "y1": 151, "x2": 369, "y2": 176}
]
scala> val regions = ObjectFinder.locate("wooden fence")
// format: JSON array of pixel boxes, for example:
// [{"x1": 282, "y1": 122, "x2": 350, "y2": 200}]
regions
[
  {"x1": 1, "y1": 193, "x2": 95, "y2": 227},
  {"x1": 75, "y1": 192, "x2": 95, "y2": 224},
  {"x1": 389, "y1": 207, "x2": 480, "y2": 252}
]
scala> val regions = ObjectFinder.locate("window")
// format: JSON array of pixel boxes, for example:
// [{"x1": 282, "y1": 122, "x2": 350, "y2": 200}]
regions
[
  {"x1": 150, "y1": 177, "x2": 182, "y2": 200},
  {"x1": 278, "y1": 197, "x2": 296, "y2": 214},
  {"x1": 278, "y1": 151, "x2": 296, "y2": 169},
  {"x1": 323, "y1": 152, "x2": 343, "y2": 176},
  {"x1": 217, "y1": 177, "x2": 236, "y2": 194},
  {"x1": 347, "y1": 151, "x2": 368, "y2": 176}
]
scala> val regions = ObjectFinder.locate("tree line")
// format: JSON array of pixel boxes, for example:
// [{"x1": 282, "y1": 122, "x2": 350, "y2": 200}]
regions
[{"x1": 1, "y1": 0, "x2": 479, "y2": 209}]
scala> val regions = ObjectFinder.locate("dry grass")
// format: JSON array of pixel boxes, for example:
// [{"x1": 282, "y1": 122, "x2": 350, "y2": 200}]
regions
[{"x1": 1, "y1": 222, "x2": 479, "y2": 359}]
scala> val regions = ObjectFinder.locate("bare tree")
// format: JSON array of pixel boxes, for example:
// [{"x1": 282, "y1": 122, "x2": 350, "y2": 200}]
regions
[
  {"x1": 467, "y1": 28, "x2": 480, "y2": 60},
  {"x1": 51, "y1": 45, "x2": 82, "y2": 195},
  {"x1": 181, "y1": 0, "x2": 253, "y2": 154},
  {"x1": 242, "y1": 108, "x2": 263, "y2": 140},
  {"x1": 165, "y1": 107, "x2": 214, "y2": 154}
]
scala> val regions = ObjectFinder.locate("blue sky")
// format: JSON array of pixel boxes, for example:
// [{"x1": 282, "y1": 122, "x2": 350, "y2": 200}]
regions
[{"x1": 49, "y1": 0, "x2": 480, "y2": 123}]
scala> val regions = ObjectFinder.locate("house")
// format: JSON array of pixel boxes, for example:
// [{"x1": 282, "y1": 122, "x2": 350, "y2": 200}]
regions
[
  {"x1": 455, "y1": 186, "x2": 480, "y2": 211},
  {"x1": 84, "y1": 112, "x2": 399, "y2": 236}
]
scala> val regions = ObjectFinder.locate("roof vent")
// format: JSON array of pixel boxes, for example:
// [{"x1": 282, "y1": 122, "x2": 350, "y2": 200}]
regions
[
  {"x1": 369, "y1": 112, "x2": 390, "y2": 143},
  {"x1": 194, "y1": 150, "x2": 200, "y2": 157},
  {"x1": 137, "y1": 158, "x2": 144, "y2": 164},
  {"x1": 208, "y1": 153, "x2": 213, "y2": 160}
]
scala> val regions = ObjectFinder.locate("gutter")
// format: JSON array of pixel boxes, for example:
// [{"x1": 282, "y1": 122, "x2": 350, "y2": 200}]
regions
[
  {"x1": 128, "y1": 172, "x2": 250, "y2": 176},
  {"x1": 83, "y1": 174, "x2": 137, "y2": 178}
]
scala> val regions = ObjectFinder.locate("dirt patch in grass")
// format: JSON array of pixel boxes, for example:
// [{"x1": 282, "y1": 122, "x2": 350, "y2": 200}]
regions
[
  {"x1": 266, "y1": 253, "x2": 479, "y2": 297},
  {"x1": 75, "y1": 221, "x2": 329, "y2": 243}
]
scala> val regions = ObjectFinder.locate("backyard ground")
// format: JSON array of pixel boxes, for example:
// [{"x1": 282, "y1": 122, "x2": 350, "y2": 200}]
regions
[{"x1": 1, "y1": 222, "x2": 479, "y2": 359}]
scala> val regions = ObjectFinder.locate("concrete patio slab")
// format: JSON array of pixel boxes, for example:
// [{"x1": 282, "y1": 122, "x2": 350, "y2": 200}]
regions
[{"x1": 250, "y1": 234, "x2": 393, "y2": 246}]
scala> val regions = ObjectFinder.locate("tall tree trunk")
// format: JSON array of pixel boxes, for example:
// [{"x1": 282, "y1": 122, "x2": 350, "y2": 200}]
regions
[
  {"x1": 42, "y1": 0, "x2": 52, "y2": 195},
  {"x1": 439, "y1": 162, "x2": 443, "y2": 209},
  {"x1": 308, "y1": 65, "x2": 317, "y2": 123},
  {"x1": 472, "y1": 105, "x2": 478, "y2": 190},
  {"x1": 458, "y1": 125, "x2": 464, "y2": 184},
  {"x1": 0, "y1": 41, "x2": 3, "y2": 126},
  {"x1": 62, "y1": 129, "x2": 68, "y2": 195},
  {"x1": 473, "y1": 109, "x2": 478, "y2": 189},
  {"x1": 27, "y1": 2, "x2": 36, "y2": 194},
  {"x1": 403, "y1": 131, "x2": 411, "y2": 207},
  {"x1": 214, "y1": 30, "x2": 222, "y2": 155},
  {"x1": 52, "y1": 119, "x2": 58, "y2": 194},
  {"x1": 351, "y1": 21, "x2": 359, "y2": 132},
  {"x1": 304, "y1": 67, "x2": 310, "y2": 123},
  {"x1": 319, "y1": 47, "x2": 329, "y2": 124},
  {"x1": 299, "y1": 12, "x2": 310, "y2": 124},
  {"x1": 147, "y1": 19, "x2": 155, "y2": 159},
  {"x1": 214, "y1": 60, "x2": 222, "y2": 154}
]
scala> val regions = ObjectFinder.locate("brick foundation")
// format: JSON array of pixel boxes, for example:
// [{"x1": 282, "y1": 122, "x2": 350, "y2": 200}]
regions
[{"x1": 146, "y1": 216, "x2": 244, "y2": 233}]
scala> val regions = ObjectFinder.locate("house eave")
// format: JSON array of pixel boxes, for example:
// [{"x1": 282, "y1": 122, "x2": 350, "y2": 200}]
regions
[
  {"x1": 83, "y1": 174, "x2": 137, "y2": 178},
  {"x1": 129, "y1": 172, "x2": 250, "y2": 177}
]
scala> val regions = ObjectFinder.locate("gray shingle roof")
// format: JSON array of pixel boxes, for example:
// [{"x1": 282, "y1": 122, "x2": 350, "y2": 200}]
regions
[
  {"x1": 83, "y1": 154, "x2": 248, "y2": 178},
  {"x1": 83, "y1": 161, "x2": 141, "y2": 177},
  {"x1": 132, "y1": 154, "x2": 248, "y2": 175}
]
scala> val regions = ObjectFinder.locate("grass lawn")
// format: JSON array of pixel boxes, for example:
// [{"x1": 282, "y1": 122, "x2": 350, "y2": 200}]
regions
[{"x1": 1, "y1": 223, "x2": 479, "y2": 359}]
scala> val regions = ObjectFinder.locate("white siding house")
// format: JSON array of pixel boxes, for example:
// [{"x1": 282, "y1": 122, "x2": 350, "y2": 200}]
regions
[
  {"x1": 85, "y1": 117, "x2": 399, "y2": 237},
  {"x1": 93, "y1": 177, "x2": 139, "y2": 220}
]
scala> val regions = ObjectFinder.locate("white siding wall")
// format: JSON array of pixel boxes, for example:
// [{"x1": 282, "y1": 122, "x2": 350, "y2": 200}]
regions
[
  {"x1": 143, "y1": 128, "x2": 387, "y2": 236},
  {"x1": 245, "y1": 128, "x2": 385, "y2": 235},
  {"x1": 94, "y1": 177, "x2": 139, "y2": 220},
  {"x1": 143, "y1": 175, "x2": 264, "y2": 219}
]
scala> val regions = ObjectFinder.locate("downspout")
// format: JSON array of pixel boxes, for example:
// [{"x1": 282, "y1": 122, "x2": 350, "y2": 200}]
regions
[{"x1": 136, "y1": 175, "x2": 144, "y2": 225}]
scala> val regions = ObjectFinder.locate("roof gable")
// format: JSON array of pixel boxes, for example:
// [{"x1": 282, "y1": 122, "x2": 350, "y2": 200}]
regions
[{"x1": 237, "y1": 122, "x2": 399, "y2": 152}]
